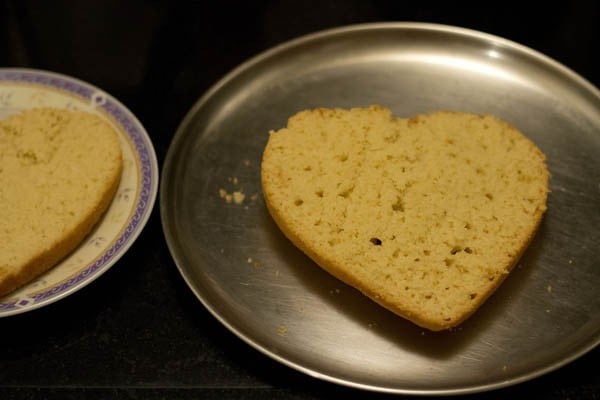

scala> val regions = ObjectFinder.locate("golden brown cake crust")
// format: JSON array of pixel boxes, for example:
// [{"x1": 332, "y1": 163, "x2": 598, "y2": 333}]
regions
[
  {"x1": 0, "y1": 108, "x2": 123, "y2": 297},
  {"x1": 261, "y1": 106, "x2": 549, "y2": 331}
]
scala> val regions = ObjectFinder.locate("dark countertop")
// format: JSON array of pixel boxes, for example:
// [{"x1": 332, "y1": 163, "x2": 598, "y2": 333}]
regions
[{"x1": 1, "y1": 1, "x2": 599, "y2": 399}]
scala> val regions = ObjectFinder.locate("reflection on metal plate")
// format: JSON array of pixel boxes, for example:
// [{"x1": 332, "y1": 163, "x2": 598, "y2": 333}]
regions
[{"x1": 160, "y1": 23, "x2": 600, "y2": 395}]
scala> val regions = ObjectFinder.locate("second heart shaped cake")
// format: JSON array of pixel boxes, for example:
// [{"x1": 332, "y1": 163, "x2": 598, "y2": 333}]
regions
[
  {"x1": 0, "y1": 108, "x2": 122, "y2": 297},
  {"x1": 261, "y1": 105, "x2": 549, "y2": 331}
]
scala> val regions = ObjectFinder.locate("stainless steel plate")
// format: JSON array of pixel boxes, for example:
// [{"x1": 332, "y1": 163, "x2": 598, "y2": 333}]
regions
[{"x1": 160, "y1": 23, "x2": 600, "y2": 395}]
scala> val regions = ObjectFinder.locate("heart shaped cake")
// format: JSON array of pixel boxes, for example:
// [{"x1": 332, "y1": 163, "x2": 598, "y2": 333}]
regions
[
  {"x1": 261, "y1": 106, "x2": 548, "y2": 331},
  {"x1": 0, "y1": 108, "x2": 122, "y2": 297}
]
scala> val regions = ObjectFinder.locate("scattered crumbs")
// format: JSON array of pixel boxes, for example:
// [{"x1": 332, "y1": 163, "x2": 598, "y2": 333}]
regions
[
  {"x1": 367, "y1": 322, "x2": 378, "y2": 329},
  {"x1": 243, "y1": 159, "x2": 251, "y2": 167},
  {"x1": 275, "y1": 270, "x2": 280, "y2": 277},
  {"x1": 232, "y1": 191, "x2": 245, "y2": 204},
  {"x1": 227, "y1": 176, "x2": 232, "y2": 183},
  {"x1": 335, "y1": 288, "x2": 340, "y2": 294},
  {"x1": 547, "y1": 284, "x2": 552, "y2": 293},
  {"x1": 253, "y1": 260, "x2": 261, "y2": 268},
  {"x1": 218, "y1": 188, "x2": 245, "y2": 205},
  {"x1": 502, "y1": 365, "x2": 508, "y2": 372},
  {"x1": 250, "y1": 193, "x2": 259, "y2": 202},
  {"x1": 277, "y1": 326, "x2": 287, "y2": 336},
  {"x1": 232, "y1": 176, "x2": 239, "y2": 185},
  {"x1": 247, "y1": 257, "x2": 253, "y2": 264},
  {"x1": 420, "y1": 331, "x2": 426, "y2": 336},
  {"x1": 219, "y1": 248, "x2": 224, "y2": 254},
  {"x1": 568, "y1": 259, "x2": 573, "y2": 264},
  {"x1": 546, "y1": 309, "x2": 551, "y2": 313}
]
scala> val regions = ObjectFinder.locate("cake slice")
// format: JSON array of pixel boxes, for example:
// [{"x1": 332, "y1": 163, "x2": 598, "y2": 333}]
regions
[
  {"x1": 0, "y1": 108, "x2": 123, "y2": 297},
  {"x1": 261, "y1": 106, "x2": 549, "y2": 331}
]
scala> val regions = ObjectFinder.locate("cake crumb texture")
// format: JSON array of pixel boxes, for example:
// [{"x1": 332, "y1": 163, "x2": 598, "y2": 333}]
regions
[
  {"x1": 0, "y1": 108, "x2": 123, "y2": 297},
  {"x1": 261, "y1": 105, "x2": 549, "y2": 331}
]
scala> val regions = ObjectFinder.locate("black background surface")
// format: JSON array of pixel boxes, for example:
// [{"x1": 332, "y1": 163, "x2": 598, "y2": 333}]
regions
[{"x1": 1, "y1": 1, "x2": 599, "y2": 399}]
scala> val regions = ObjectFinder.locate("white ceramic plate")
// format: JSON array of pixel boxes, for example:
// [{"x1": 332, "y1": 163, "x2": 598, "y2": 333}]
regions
[{"x1": 0, "y1": 68, "x2": 158, "y2": 317}]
